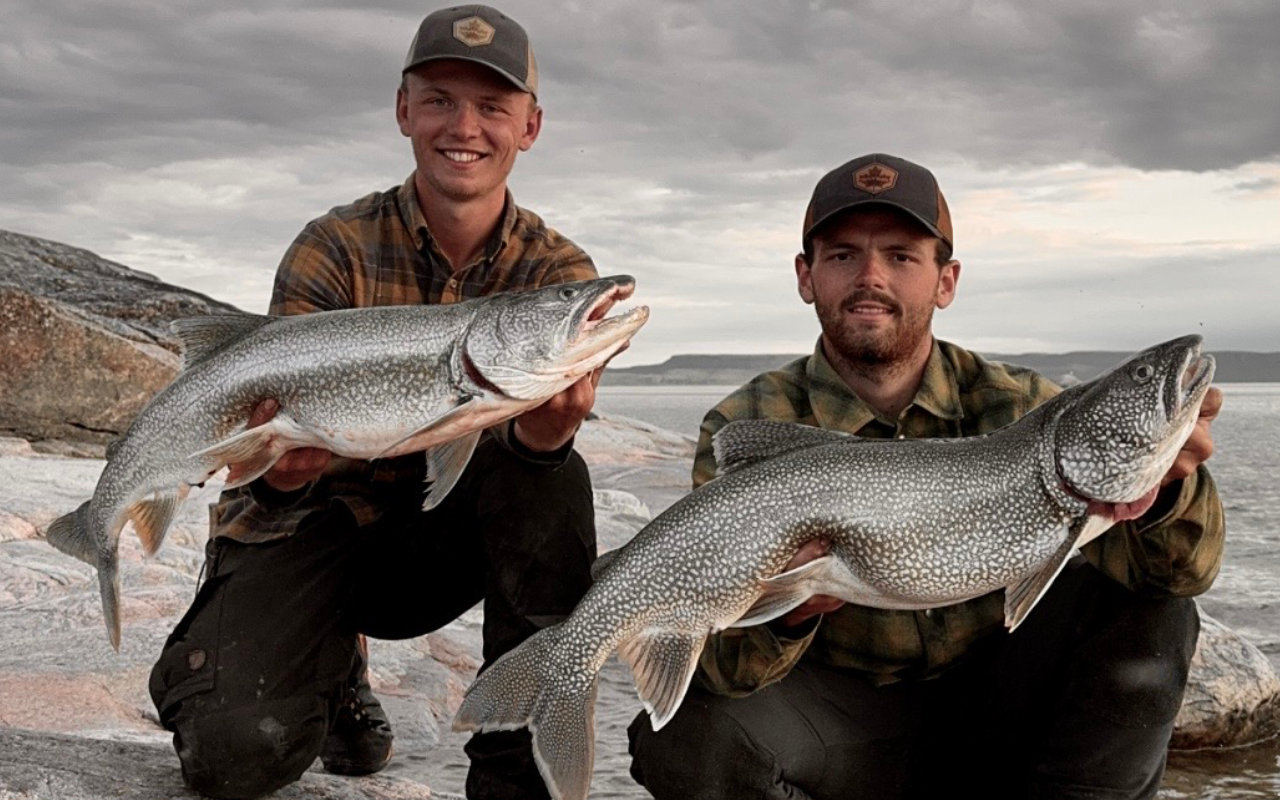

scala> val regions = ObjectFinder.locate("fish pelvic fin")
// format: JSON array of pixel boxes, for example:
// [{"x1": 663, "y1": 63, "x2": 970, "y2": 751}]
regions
[
  {"x1": 127, "y1": 486, "x2": 189, "y2": 556},
  {"x1": 421, "y1": 431, "x2": 481, "y2": 511},
  {"x1": 44, "y1": 501, "x2": 97, "y2": 566},
  {"x1": 453, "y1": 625, "x2": 598, "y2": 800},
  {"x1": 712, "y1": 420, "x2": 861, "y2": 478},
  {"x1": 618, "y1": 630, "x2": 706, "y2": 731},
  {"x1": 170, "y1": 314, "x2": 274, "y2": 370},
  {"x1": 1004, "y1": 524, "x2": 1085, "y2": 632},
  {"x1": 731, "y1": 555, "x2": 836, "y2": 628}
]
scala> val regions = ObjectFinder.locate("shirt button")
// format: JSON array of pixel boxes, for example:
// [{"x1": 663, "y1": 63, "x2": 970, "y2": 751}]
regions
[
  {"x1": 897, "y1": 434, "x2": 906, "y2": 439},
  {"x1": 447, "y1": 278, "x2": 458, "y2": 288},
  {"x1": 924, "y1": 609, "x2": 934, "y2": 618},
  {"x1": 187, "y1": 649, "x2": 207, "y2": 670}
]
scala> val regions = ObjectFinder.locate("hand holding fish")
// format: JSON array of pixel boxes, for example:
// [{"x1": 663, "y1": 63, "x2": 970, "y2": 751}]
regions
[
  {"x1": 513, "y1": 366, "x2": 603, "y2": 452},
  {"x1": 1162, "y1": 385, "x2": 1221, "y2": 486},
  {"x1": 249, "y1": 398, "x2": 331, "y2": 492}
]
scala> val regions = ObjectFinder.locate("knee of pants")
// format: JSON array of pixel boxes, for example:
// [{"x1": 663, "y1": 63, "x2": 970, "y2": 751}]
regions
[
  {"x1": 170, "y1": 696, "x2": 329, "y2": 799},
  {"x1": 627, "y1": 697, "x2": 777, "y2": 799},
  {"x1": 1074, "y1": 596, "x2": 1200, "y2": 727}
]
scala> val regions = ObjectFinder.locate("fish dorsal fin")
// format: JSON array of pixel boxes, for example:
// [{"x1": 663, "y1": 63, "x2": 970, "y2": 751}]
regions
[
  {"x1": 617, "y1": 630, "x2": 707, "y2": 731},
  {"x1": 421, "y1": 431, "x2": 482, "y2": 511},
  {"x1": 1003, "y1": 516, "x2": 1101, "y2": 631},
  {"x1": 712, "y1": 420, "x2": 860, "y2": 477},
  {"x1": 170, "y1": 314, "x2": 274, "y2": 369},
  {"x1": 590, "y1": 548, "x2": 621, "y2": 582}
]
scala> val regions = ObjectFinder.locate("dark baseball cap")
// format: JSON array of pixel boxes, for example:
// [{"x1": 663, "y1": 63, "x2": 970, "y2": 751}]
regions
[
  {"x1": 802, "y1": 153, "x2": 953, "y2": 251},
  {"x1": 402, "y1": 4, "x2": 539, "y2": 97}
]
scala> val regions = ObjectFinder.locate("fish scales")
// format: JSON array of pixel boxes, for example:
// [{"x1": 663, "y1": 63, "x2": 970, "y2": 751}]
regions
[
  {"x1": 44, "y1": 276, "x2": 648, "y2": 649},
  {"x1": 453, "y1": 334, "x2": 1215, "y2": 800}
]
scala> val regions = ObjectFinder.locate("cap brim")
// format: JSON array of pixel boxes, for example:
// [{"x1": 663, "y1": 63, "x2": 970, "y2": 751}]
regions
[{"x1": 402, "y1": 54, "x2": 535, "y2": 97}]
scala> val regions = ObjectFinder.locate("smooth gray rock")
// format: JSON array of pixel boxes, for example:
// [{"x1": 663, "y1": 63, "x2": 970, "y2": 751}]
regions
[{"x1": 1172, "y1": 610, "x2": 1280, "y2": 750}]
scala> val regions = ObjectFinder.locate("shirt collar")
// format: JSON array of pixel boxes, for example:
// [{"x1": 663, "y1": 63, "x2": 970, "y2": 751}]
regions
[
  {"x1": 805, "y1": 337, "x2": 964, "y2": 433},
  {"x1": 399, "y1": 173, "x2": 518, "y2": 265}
]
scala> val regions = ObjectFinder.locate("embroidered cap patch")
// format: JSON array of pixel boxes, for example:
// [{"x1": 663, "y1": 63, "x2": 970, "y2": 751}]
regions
[
  {"x1": 453, "y1": 16, "x2": 496, "y2": 47},
  {"x1": 853, "y1": 163, "x2": 898, "y2": 195}
]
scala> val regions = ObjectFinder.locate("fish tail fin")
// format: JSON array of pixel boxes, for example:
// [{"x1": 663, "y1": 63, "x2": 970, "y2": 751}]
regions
[
  {"x1": 99, "y1": 551, "x2": 122, "y2": 651},
  {"x1": 45, "y1": 503, "x2": 122, "y2": 650},
  {"x1": 45, "y1": 502, "x2": 97, "y2": 565},
  {"x1": 453, "y1": 625, "x2": 598, "y2": 800}
]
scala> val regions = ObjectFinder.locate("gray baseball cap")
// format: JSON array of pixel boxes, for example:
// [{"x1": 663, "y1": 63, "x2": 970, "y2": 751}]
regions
[
  {"x1": 803, "y1": 153, "x2": 953, "y2": 250},
  {"x1": 403, "y1": 5, "x2": 538, "y2": 97}
]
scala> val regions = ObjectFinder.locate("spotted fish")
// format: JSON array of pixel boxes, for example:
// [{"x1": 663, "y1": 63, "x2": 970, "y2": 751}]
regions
[
  {"x1": 44, "y1": 275, "x2": 648, "y2": 649},
  {"x1": 452, "y1": 334, "x2": 1215, "y2": 800}
]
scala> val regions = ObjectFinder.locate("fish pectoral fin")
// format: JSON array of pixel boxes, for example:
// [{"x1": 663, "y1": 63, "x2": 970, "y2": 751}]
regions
[
  {"x1": 194, "y1": 415, "x2": 315, "y2": 490},
  {"x1": 1004, "y1": 525, "x2": 1083, "y2": 632},
  {"x1": 372, "y1": 398, "x2": 479, "y2": 461},
  {"x1": 126, "y1": 486, "x2": 189, "y2": 556},
  {"x1": 712, "y1": 420, "x2": 861, "y2": 478},
  {"x1": 617, "y1": 630, "x2": 706, "y2": 731},
  {"x1": 730, "y1": 556, "x2": 834, "y2": 628},
  {"x1": 421, "y1": 431, "x2": 482, "y2": 511},
  {"x1": 170, "y1": 314, "x2": 274, "y2": 370}
]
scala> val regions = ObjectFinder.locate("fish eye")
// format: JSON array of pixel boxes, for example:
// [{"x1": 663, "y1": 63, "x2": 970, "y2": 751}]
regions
[
  {"x1": 558, "y1": 287, "x2": 579, "y2": 301},
  {"x1": 1131, "y1": 363, "x2": 1155, "y2": 383}
]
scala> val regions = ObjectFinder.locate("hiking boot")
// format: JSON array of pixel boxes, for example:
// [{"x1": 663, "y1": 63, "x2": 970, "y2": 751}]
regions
[{"x1": 321, "y1": 637, "x2": 394, "y2": 776}]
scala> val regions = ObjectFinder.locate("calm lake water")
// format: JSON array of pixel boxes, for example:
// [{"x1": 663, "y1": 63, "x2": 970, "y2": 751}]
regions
[{"x1": 593, "y1": 381, "x2": 1280, "y2": 799}]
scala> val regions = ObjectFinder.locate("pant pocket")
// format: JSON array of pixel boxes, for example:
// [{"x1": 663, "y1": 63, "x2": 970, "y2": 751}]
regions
[{"x1": 149, "y1": 571, "x2": 229, "y2": 725}]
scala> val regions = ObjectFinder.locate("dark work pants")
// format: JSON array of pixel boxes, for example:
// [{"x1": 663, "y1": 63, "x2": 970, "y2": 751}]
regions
[
  {"x1": 148, "y1": 438, "x2": 597, "y2": 800},
  {"x1": 628, "y1": 558, "x2": 1200, "y2": 800}
]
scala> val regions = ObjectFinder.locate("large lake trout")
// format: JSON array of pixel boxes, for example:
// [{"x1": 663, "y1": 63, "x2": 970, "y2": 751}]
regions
[
  {"x1": 454, "y1": 334, "x2": 1215, "y2": 800},
  {"x1": 44, "y1": 275, "x2": 648, "y2": 649}
]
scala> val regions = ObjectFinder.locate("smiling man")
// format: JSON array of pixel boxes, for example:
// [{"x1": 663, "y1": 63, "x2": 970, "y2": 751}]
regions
[
  {"x1": 148, "y1": 7, "x2": 602, "y2": 800},
  {"x1": 628, "y1": 153, "x2": 1226, "y2": 799}
]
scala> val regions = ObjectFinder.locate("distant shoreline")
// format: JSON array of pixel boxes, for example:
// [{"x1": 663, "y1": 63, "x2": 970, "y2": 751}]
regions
[{"x1": 602, "y1": 350, "x2": 1280, "y2": 387}]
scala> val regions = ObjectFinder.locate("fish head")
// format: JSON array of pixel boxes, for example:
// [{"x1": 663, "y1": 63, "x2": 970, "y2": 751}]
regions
[
  {"x1": 461, "y1": 275, "x2": 649, "y2": 401},
  {"x1": 1054, "y1": 334, "x2": 1215, "y2": 513}
]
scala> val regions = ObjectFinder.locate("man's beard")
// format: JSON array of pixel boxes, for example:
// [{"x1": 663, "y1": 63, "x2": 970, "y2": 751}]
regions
[{"x1": 815, "y1": 289, "x2": 935, "y2": 368}]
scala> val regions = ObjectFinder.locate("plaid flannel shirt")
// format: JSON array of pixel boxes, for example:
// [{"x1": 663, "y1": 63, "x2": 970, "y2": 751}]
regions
[
  {"x1": 696, "y1": 338, "x2": 1225, "y2": 694},
  {"x1": 210, "y1": 174, "x2": 598, "y2": 543}
]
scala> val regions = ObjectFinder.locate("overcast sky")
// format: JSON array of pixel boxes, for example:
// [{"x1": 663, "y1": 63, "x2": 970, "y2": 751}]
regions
[{"x1": 3, "y1": 0, "x2": 1278, "y2": 366}]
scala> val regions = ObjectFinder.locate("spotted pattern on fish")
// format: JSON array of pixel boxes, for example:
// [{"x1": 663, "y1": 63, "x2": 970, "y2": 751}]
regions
[
  {"x1": 43, "y1": 276, "x2": 648, "y2": 650},
  {"x1": 453, "y1": 334, "x2": 1215, "y2": 800}
]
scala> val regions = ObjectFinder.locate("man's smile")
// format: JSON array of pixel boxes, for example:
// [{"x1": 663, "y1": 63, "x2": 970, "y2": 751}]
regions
[{"x1": 442, "y1": 149, "x2": 485, "y2": 163}]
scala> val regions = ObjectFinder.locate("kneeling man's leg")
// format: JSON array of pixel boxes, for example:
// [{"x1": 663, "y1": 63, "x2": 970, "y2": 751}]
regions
[{"x1": 628, "y1": 659, "x2": 932, "y2": 800}]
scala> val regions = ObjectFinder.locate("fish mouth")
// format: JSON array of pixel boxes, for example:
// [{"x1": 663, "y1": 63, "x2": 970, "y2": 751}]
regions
[
  {"x1": 1173, "y1": 347, "x2": 1214, "y2": 417},
  {"x1": 564, "y1": 278, "x2": 649, "y2": 374}
]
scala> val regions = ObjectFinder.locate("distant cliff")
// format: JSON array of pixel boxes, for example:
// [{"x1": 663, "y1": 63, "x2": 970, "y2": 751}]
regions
[{"x1": 603, "y1": 349, "x2": 1280, "y2": 387}]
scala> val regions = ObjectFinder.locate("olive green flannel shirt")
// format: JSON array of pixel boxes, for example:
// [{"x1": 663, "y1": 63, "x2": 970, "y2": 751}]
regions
[
  {"x1": 210, "y1": 174, "x2": 598, "y2": 543},
  {"x1": 696, "y1": 338, "x2": 1225, "y2": 693}
]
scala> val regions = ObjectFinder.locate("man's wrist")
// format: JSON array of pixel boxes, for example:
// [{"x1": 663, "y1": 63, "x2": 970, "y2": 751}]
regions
[{"x1": 508, "y1": 419, "x2": 575, "y2": 464}]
